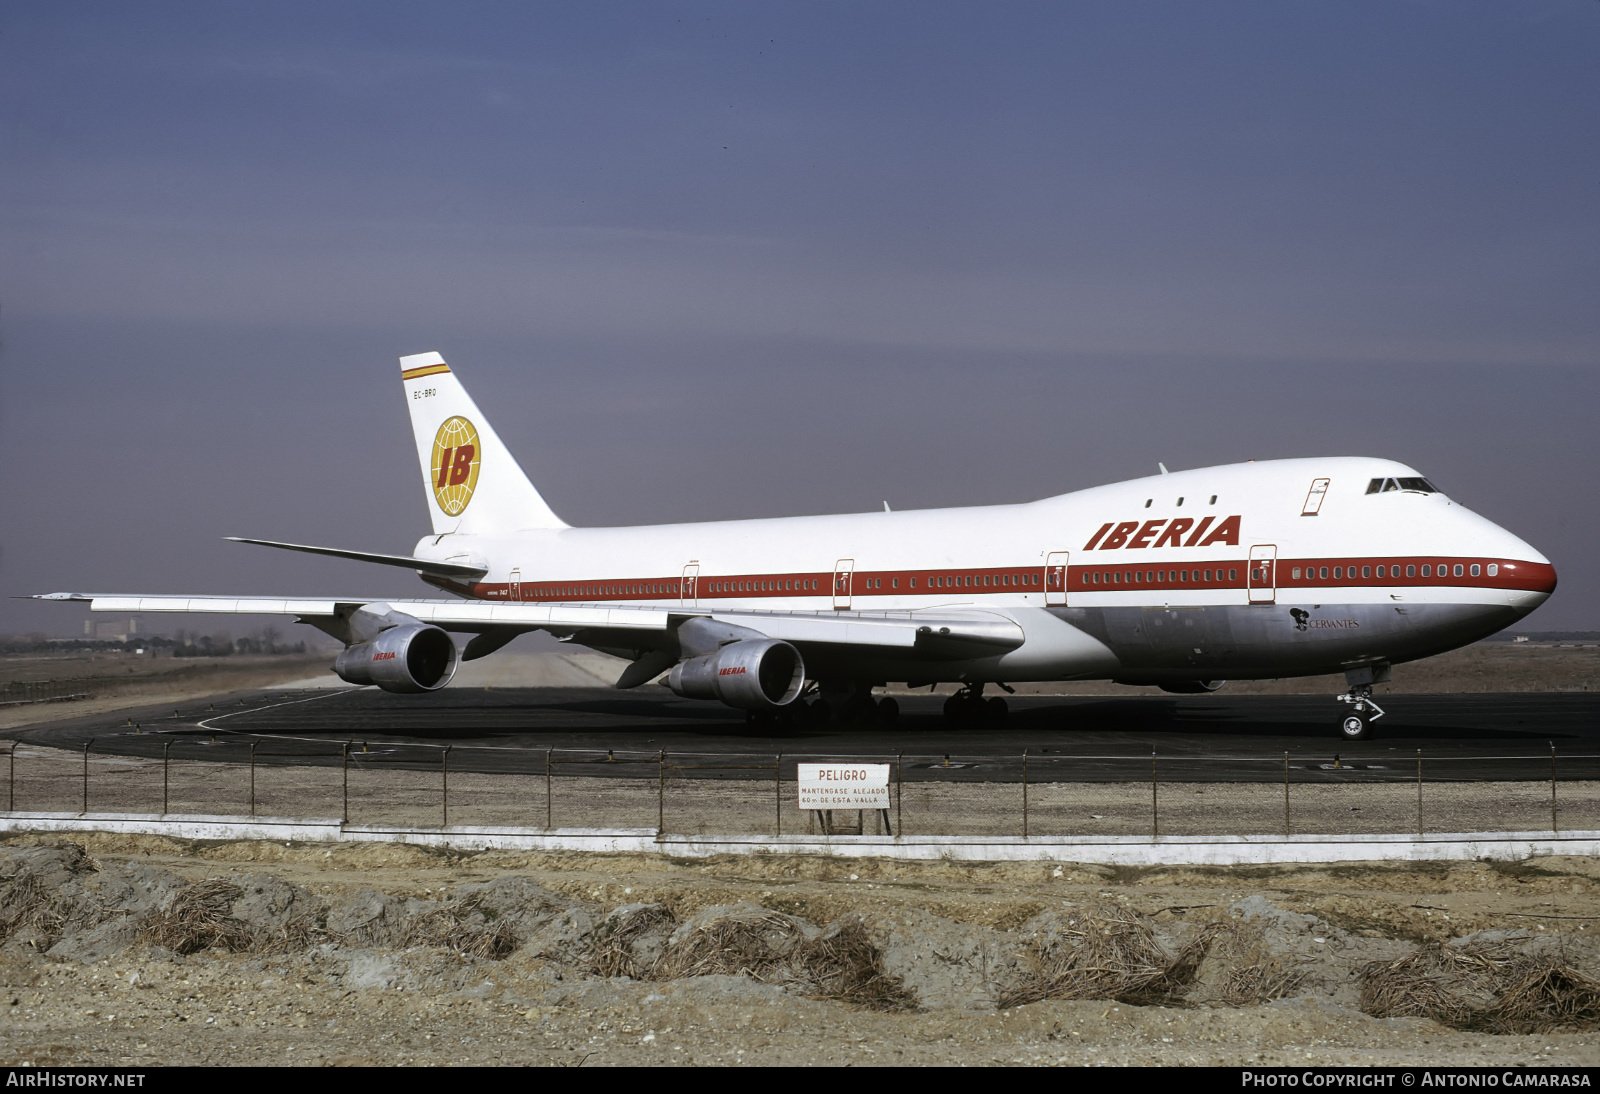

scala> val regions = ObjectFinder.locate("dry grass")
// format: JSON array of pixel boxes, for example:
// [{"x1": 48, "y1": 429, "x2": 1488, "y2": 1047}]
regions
[
  {"x1": 785, "y1": 919, "x2": 917, "y2": 1011},
  {"x1": 1473, "y1": 960, "x2": 1600, "y2": 1034},
  {"x1": 0, "y1": 874, "x2": 69, "y2": 947},
  {"x1": 587, "y1": 905, "x2": 914, "y2": 1010},
  {"x1": 1222, "y1": 960, "x2": 1307, "y2": 1006},
  {"x1": 1359, "y1": 949, "x2": 1473, "y2": 1026},
  {"x1": 1359, "y1": 941, "x2": 1600, "y2": 1033},
  {"x1": 139, "y1": 880, "x2": 255, "y2": 955},
  {"x1": 998, "y1": 907, "x2": 1219, "y2": 1009},
  {"x1": 398, "y1": 893, "x2": 519, "y2": 961},
  {"x1": 254, "y1": 912, "x2": 327, "y2": 955},
  {"x1": 590, "y1": 904, "x2": 676, "y2": 980},
  {"x1": 658, "y1": 909, "x2": 805, "y2": 979}
]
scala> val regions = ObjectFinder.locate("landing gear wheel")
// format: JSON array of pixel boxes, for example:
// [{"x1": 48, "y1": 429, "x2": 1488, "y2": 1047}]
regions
[
  {"x1": 745, "y1": 709, "x2": 775, "y2": 730},
  {"x1": 1339, "y1": 712, "x2": 1371, "y2": 742},
  {"x1": 877, "y1": 696, "x2": 900, "y2": 727},
  {"x1": 942, "y1": 691, "x2": 989, "y2": 726},
  {"x1": 806, "y1": 699, "x2": 832, "y2": 726},
  {"x1": 986, "y1": 696, "x2": 1009, "y2": 724},
  {"x1": 1335, "y1": 683, "x2": 1384, "y2": 742}
]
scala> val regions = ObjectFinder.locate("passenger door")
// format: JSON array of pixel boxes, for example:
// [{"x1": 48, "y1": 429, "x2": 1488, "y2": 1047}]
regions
[
  {"x1": 509, "y1": 567, "x2": 522, "y2": 602},
  {"x1": 833, "y1": 559, "x2": 854, "y2": 610},
  {"x1": 1248, "y1": 545, "x2": 1277, "y2": 604},
  {"x1": 681, "y1": 563, "x2": 699, "y2": 607},
  {"x1": 1045, "y1": 551, "x2": 1070, "y2": 606}
]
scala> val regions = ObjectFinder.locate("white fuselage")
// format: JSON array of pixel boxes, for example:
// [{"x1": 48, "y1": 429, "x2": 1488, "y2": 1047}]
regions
[{"x1": 415, "y1": 456, "x2": 1554, "y2": 686}]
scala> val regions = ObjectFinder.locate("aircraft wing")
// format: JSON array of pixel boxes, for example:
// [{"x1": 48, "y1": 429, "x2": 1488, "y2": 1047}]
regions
[{"x1": 30, "y1": 593, "x2": 1025, "y2": 661}]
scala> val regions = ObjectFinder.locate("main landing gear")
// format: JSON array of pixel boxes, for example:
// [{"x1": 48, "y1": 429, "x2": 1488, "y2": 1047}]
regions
[
  {"x1": 746, "y1": 683, "x2": 899, "y2": 729},
  {"x1": 942, "y1": 684, "x2": 1008, "y2": 727},
  {"x1": 1335, "y1": 665, "x2": 1390, "y2": 742}
]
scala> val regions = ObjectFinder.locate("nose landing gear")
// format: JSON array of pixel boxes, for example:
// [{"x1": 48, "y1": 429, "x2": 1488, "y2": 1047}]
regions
[
  {"x1": 941, "y1": 684, "x2": 1008, "y2": 727},
  {"x1": 1335, "y1": 665, "x2": 1390, "y2": 741}
]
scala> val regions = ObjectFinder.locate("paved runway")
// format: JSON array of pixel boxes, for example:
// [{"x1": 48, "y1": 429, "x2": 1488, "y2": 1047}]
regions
[{"x1": 14, "y1": 687, "x2": 1600, "y2": 783}]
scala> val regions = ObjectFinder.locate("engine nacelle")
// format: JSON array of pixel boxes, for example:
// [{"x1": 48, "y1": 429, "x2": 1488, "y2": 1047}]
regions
[
  {"x1": 333, "y1": 622, "x2": 459, "y2": 693},
  {"x1": 667, "y1": 638, "x2": 805, "y2": 711},
  {"x1": 1158, "y1": 679, "x2": 1226, "y2": 694}
]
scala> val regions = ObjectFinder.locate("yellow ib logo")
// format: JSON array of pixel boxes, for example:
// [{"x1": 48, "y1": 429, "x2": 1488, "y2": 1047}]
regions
[{"x1": 430, "y1": 417, "x2": 481, "y2": 516}]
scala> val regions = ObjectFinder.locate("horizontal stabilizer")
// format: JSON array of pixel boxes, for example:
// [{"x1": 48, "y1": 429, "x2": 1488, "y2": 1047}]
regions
[{"x1": 225, "y1": 537, "x2": 487, "y2": 580}]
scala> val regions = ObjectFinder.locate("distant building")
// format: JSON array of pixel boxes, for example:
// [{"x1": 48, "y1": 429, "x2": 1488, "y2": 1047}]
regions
[{"x1": 84, "y1": 618, "x2": 139, "y2": 642}]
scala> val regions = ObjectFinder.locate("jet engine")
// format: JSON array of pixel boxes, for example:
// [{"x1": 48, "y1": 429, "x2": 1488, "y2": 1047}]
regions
[
  {"x1": 332, "y1": 618, "x2": 459, "y2": 693},
  {"x1": 667, "y1": 638, "x2": 805, "y2": 711},
  {"x1": 1158, "y1": 680, "x2": 1226, "y2": 694}
]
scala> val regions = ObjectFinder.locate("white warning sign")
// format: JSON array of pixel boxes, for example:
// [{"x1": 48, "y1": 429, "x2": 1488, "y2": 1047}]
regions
[{"x1": 797, "y1": 763, "x2": 890, "y2": 810}]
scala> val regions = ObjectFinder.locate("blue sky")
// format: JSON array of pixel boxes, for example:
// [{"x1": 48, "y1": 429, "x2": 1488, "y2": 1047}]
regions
[{"x1": 2, "y1": 1, "x2": 1597, "y2": 634}]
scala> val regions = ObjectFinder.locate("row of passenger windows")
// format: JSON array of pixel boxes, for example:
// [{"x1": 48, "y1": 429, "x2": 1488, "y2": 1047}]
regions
[
  {"x1": 714, "y1": 574, "x2": 1045, "y2": 592},
  {"x1": 1088, "y1": 569, "x2": 1236, "y2": 585},
  {"x1": 1291, "y1": 562, "x2": 1493, "y2": 580},
  {"x1": 838, "y1": 574, "x2": 1041, "y2": 590},
  {"x1": 542, "y1": 582, "x2": 681, "y2": 597},
  {"x1": 536, "y1": 574, "x2": 1046, "y2": 597},
  {"x1": 921, "y1": 573, "x2": 1037, "y2": 589},
  {"x1": 708, "y1": 579, "x2": 818, "y2": 593}
]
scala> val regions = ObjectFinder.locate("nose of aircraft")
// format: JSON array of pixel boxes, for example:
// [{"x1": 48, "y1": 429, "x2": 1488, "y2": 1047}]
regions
[{"x1": 1485, "y1": 521, "x2": 1555, "y2": 618}]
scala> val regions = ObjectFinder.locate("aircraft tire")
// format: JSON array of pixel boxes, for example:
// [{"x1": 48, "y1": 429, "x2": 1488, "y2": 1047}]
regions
[
  {"x1": 1339, "y1": 712, "x2": 1372, "y2": 742},
  {"x1": 986, "y1": 696, "x2": 1009, "y2": 724},
  {"x1": 877, "y1": 696, "x2": 900, "y2": 726}
]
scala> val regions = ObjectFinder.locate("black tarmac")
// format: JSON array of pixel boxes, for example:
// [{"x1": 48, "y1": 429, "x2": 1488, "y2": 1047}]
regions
[{"x1": 12, "y1": 687, "x2": 1600, "y2": 784}]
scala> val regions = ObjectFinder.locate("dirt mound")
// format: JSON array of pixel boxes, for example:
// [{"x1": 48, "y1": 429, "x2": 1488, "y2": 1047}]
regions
[
  {"x1": 998, "y1": 906, "x2": 1218, "y2": 1008},
  {"x1": 1360, "y1": 939, "x2": 1600, "y2": 1034},
  {"x1": 591, "y1": 901, "x2": 914, "y2": 1010}
]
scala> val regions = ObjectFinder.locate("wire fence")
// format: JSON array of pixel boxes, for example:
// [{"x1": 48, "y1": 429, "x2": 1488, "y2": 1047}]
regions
[
  {"x1": 4, "y1": 739, "x2": 1600, "y2": 838},
  {"x1": 0, "y1": 680, "x2": 91, "y2": 707}
]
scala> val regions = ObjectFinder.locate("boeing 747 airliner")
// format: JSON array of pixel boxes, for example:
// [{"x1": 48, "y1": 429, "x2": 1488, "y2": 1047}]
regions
[{"x1": 37, "y1": 353, "x2": 1556, "y2": 741}]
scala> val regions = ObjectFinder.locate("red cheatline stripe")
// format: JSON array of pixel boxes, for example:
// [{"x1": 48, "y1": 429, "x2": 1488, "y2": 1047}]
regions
[
  {"x1": 452, "y1": 556, "x2": 1552, "y2": 603},
  {"x1": 402, "y1": 364, "x2": 452, "y2": 380}
]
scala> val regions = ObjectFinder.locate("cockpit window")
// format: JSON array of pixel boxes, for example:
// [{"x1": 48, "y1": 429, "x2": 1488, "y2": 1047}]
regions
[{"x1": 1368, "y1": 476, "x2": 1438, "y2": 495}]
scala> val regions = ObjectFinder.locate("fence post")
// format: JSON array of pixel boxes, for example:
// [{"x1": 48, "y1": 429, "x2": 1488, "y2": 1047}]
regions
[
  {"x1": 774, "y1": 752, "x2": 781, "y2": 837},
  {"x1": 896, "y1": 752, "x2": 903, "y2": 837},
  {"x1": 1416, "y1": 748, "x2": 1423, "y2": 837},
  {"x1": 441, "y1": 746, "x2": 451, "y2": 828},
  {"x1": 81, "y1": 739, "x2": 92, "y2": 814},
  {"x1": 545, "y1": 748, "x2": 553, "y2": 830},
  {"x1": 657, "y1": 751, "x2": 666, "y2": 835},
  {"x1": 1021, "y1": 749, "x2": 1029, "y2": 839},
  {"x1": 8, "y1": 745, "x2": 14, "y2": 812},
  {"x1": 162, "y1": 741, "x2": 171, "y2": 814},
  {"x1": 1283, "y1": 751, "x2": 1291, "y2": 836},
  {"x1": 249, "y1": 741, "x2": 257, "y2": 817},
  {"x1": 1551, "y1": 742, "x2": 1558, "y2": 835},
  {"x1": 1151, "y1": 748, "x2": 1159, "y2": 838},
  {"x1": 341, "y1": 743, "x2": 349, "y2": 825}
]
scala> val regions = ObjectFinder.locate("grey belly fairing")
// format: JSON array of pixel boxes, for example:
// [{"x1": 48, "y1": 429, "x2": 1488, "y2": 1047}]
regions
[{"x1": 1047, "y1": 601, "x2": 1522, "y2": 682}]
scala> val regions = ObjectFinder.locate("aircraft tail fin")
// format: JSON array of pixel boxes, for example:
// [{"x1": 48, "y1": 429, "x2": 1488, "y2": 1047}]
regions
[{"x1": 399, "y1": 352, "x2": 568, "y2": 535}]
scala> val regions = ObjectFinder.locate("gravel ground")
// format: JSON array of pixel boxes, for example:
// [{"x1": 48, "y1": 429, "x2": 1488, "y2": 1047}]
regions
[{"x1": 2, "y1": 835, "x2": 1599, "y2": 1067}]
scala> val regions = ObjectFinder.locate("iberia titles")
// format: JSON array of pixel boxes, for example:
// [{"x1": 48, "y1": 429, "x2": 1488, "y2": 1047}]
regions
[{"x1": 1083, "y1": 515, "x2": 1241, "y2": 551}]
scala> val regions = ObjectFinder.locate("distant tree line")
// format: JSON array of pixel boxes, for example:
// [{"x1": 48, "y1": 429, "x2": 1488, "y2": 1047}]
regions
[{"x1": 0, "y1": 627, "x2": 309, "y2": 657}]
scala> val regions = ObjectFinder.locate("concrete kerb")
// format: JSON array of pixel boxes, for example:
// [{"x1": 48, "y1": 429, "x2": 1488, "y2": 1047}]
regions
[{"x1": 2, "y1": 811, "x2": 1598, "y2": 864}]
